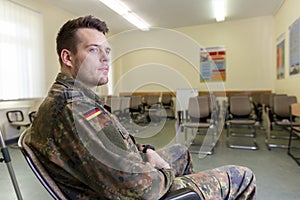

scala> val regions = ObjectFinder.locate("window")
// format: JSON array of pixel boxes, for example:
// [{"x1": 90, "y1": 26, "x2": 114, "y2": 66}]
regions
[{"x1": 0, "y1": 0, "x2": 44, "y2": 100}]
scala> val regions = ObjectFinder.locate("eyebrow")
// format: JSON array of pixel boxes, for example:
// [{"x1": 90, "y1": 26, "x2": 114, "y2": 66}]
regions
[{"x1": 87, "y1": 44, "x2": 111, "y2": 51}]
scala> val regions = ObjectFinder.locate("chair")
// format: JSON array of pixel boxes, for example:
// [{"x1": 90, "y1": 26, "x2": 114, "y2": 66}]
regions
[
  {"x1": 6, "y1": 99, "x2": 44, "y2": 128},
  {"x1": 5, "y1": 110, "x2": 31, "y2": 144},
  {"x1": 119, "y1": 97, "x2": 131, "y2": 122},
  {"x1": 268, "y1": 94, "x2": 288, "y2": 129},
  {"x1": 251, "y1": 93, "x2": 263, "y2": 123},
  {"x1": 129, "y1": 95, "x2": 146, "y2": 124},
  {"x1": 181, "y1": 95, "x2": 216, "y2": 155},
  {"x1": 226, "y1": 95, "x2": 258, "y2": 150},
  {"x1": 144, "y1": 94, "x2": 160, "y2": 109},
  {"x1": 103, "y1": 95, "x2": 112, "y2": 111},
  {"x1": 261, "y1": 93, "x2": 274, "y2": 111},
  {"x1": 143, "y1": 94, "x2": 161, "y2": 122},
  {"x1": 148, "y1": 103, "x2": 168, "y2": 124},
  {"x1": 287, "y1": 103, "x2": 300, "y2": 166},
  {"x1": 0, "y1": 128, "x2": 23, "y2": 199},
  {"x1": 6, "y1": 110, "x2": 31, "y2": 130},
  {"x1": 161, "y1": 93, "x2": 173, "y2": 108},
  {"x1": 266, "y1": 95, "x2": 299, "y2": 149},
  {"x1": 161, "y1": 93, "x2": 175, "y2": 119},
  {"x1": 18, "y1": 130, "x2": 200, "y2": 200},
  {"x1": 111, "y1": 96, "x2": 132, "y2": 124},
  {"x1": 271, "y1": 94, "x2": 291, "y2": 123},
  {"x1": 18, "y1": 129, "x2": 68, "y2": 200}
]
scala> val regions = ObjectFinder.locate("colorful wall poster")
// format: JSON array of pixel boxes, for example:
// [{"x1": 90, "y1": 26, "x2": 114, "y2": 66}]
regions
[
  {"x1": 276, "y1": 33, "x2": 285, "y2": 79},
  {"x1": 200, "y1": 46, "x2": 226, "y2": 82},
  {"x1": 289, "y1": 17, "x2": 300, "y2": 76}
]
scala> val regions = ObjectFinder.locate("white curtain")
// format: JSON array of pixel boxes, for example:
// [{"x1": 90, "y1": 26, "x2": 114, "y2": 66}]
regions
[{"x1": 0, "y1": 0, "x2": 44, "y2": 100}]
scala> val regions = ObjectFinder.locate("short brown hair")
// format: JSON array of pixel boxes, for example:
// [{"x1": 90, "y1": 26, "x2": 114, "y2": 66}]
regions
[{"x1": 56, "y1": 15, "x2": 109, "y2": 65}]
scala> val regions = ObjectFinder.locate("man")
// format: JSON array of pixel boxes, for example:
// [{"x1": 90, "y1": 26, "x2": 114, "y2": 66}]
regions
[{"x1": 27, "y1": 15, "x2": 256, "y2": 199}]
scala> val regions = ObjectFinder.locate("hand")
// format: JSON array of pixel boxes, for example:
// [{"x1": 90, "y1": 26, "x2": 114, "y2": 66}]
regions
[{"x1": 146, "y1": 149, "x2": 171, "y2": 169}]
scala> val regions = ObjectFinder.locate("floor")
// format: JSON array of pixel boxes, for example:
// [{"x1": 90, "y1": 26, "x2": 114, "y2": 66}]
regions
[{"x1": 0, "y1": 119, "x2": 299, "y2": 200}]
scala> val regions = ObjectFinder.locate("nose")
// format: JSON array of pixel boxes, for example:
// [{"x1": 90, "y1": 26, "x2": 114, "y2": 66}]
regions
[{"x1": 100, "y1": 49, "x2": 110, "y2": 62}]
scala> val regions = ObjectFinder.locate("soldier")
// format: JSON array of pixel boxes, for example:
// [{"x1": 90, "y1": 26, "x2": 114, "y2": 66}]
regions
[{"x1": 26, "y1": 15, "x2": 256, "y2": 199}]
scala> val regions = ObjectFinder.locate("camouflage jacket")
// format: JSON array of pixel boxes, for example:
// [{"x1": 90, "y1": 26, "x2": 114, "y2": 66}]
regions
[{"x1": 26, "y1": 73, "x2": 174, "y2": 199}]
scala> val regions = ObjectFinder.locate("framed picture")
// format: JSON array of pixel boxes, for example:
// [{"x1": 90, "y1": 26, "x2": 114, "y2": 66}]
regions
[
  {"x1": 289, "y1": 17, "x2": 300, "y2": 76},
  {"x1": 200, "y1": 46, "x2": 226, "y2": 82}
]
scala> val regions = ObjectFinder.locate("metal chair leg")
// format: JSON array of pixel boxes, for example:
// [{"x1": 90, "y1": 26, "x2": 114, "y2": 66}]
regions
[
  {"x1": 0, "y1": 129, "x2": 23, "y2": 200},
  {"x1": 287, "y1": 129, "x2": 300, "y2": 166}
]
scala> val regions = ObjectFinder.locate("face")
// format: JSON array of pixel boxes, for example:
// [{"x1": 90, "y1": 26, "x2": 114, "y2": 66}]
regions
[{"x1": 69, "y1": 28, "x2": 111, "y2": 88}]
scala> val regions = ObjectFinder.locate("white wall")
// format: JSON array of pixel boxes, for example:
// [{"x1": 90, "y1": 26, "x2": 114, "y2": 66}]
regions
[
  {"x1": 274, "y1": 0, "x2": 300, "y2": 100},
  {"x1": 111, "y1": 16, "x2": 275, "y2": 94}
]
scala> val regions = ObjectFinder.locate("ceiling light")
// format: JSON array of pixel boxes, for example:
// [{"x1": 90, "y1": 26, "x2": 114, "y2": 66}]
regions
[
  {"x1": 122, "y1": 12, "x2": 150, "y2": 31},
  {"x1": 213, "y1": 0, "x2": 226, "y2": 22},
  {"x1": 99, "y1": 0, "x2": 150, "y2": 31}
]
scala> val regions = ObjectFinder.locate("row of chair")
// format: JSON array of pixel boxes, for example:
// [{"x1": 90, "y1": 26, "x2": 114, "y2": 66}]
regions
[
  {"x1": 74, "y1": 92, "x2": 300, "y2": 166},
  {"x1": 177, "y1": 94, "x2": 258, "y2": 153},
  {"x1": 104, "y1": 94, "x2": 175, "y2": 125},
  {"x1": 225, "y1": 93, "x2": 300, "y2": 152},
  {"x1": 176, "y1": 93, "x2": 300, "y2": 165}
]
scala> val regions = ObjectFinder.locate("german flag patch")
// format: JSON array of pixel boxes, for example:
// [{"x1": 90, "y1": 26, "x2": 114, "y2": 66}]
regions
[{"x1": 84, "y1": 108, "x2": 102, "y2": 120}]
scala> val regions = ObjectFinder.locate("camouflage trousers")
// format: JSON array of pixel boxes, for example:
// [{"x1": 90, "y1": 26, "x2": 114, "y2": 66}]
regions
[{"x1": 157, "y1": 144, "x2": 256, "y2": 200}]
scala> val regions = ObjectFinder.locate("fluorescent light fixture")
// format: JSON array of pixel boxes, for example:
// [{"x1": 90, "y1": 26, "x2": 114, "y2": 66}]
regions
[
  {"x1": 99, "y1": 0, "x2": 129, "y2": 15},
  {"x1": 213, "y1": 0, "x2": 225, "y2": 22},
  {"x1": 99, "y1": 0, "x2": 150, "y2": 31},
  {"x1": 122, "y1": 12, "x2": 150, "y2": 31}
]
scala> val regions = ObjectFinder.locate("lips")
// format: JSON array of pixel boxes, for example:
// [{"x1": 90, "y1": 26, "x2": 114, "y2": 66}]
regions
[{"x1": 99, "y1": 66, "x2": 109, "y2": 72}]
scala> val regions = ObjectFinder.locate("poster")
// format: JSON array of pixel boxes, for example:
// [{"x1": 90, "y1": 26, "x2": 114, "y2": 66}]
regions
[
  {"x1": 276, "y1": 33, "x2": 285, "y2": 79},
  {"x1": 289, "y1": 17, "x2": 300, "y2": 76},
  {"x1": 200, "y1": 46, "x2": 226, "y2": 82}
]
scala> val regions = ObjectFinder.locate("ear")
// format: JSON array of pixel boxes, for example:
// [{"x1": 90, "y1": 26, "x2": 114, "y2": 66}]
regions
[{"x1": 61, "y1": 49, "x2": 73, "y2": 67}]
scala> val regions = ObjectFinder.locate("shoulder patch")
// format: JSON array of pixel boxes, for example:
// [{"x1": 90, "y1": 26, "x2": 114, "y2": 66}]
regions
[{"x1": 84, "y1": 107, "x2": 102, "y2": 120}]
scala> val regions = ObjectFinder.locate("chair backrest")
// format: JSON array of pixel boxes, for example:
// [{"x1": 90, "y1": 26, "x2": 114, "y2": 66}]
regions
[
  {"x1": 273, "y1": 95, "x2": 290, "y2": 118},
  {"x1": 105, "y1": 95, "x2": 113, "y2": 107},
  {"x1": 120, "y1": 97, "x2": 131, "y2": 111},
  {"x1": 208, "y1": 94, "x2": 217, "y2": 114},
  {"x1": 130, "y1": 96, "x2": 143, "y2": 111},
  {"x1": 251, "y1": 93, "x2": 262, "y2": 106},
  {"x1": 188, "y1": 95, "x2": 210, "y2": 120},
  {"x1": 161, "y1": 93, "x2": 173, "y2": 106},
  {"x1": 6, "y1": 110, "x2": 31, "y2": 128},
  {"x1": 18, "y1": 130, "x2": 68, "y2": 200},
  {"x1": 144, "y1": 95, "x2": 160, "y2": 107},
  {"x1": 261, "y1": 93, "x2": 272, "y2": 107},
  {"x1": 229, "y1": 95, "x2": 252, "y2": 117},
  {"x1": 6, "y1": 110, "x2": 24, "y2": 123},
  {"x1": 110, "y1": 96, "x2": 122, "y2": 113}
]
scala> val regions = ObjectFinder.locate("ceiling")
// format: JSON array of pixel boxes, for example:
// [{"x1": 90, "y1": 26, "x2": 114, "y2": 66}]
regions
[{"x1": 42, "y1": 0, "x2": 285, "y2": 34}]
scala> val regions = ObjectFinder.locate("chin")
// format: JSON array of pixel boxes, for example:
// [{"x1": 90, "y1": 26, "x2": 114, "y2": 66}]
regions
[{"x1": 98, "y1": 79, "x2": 108, "y2": 86}]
